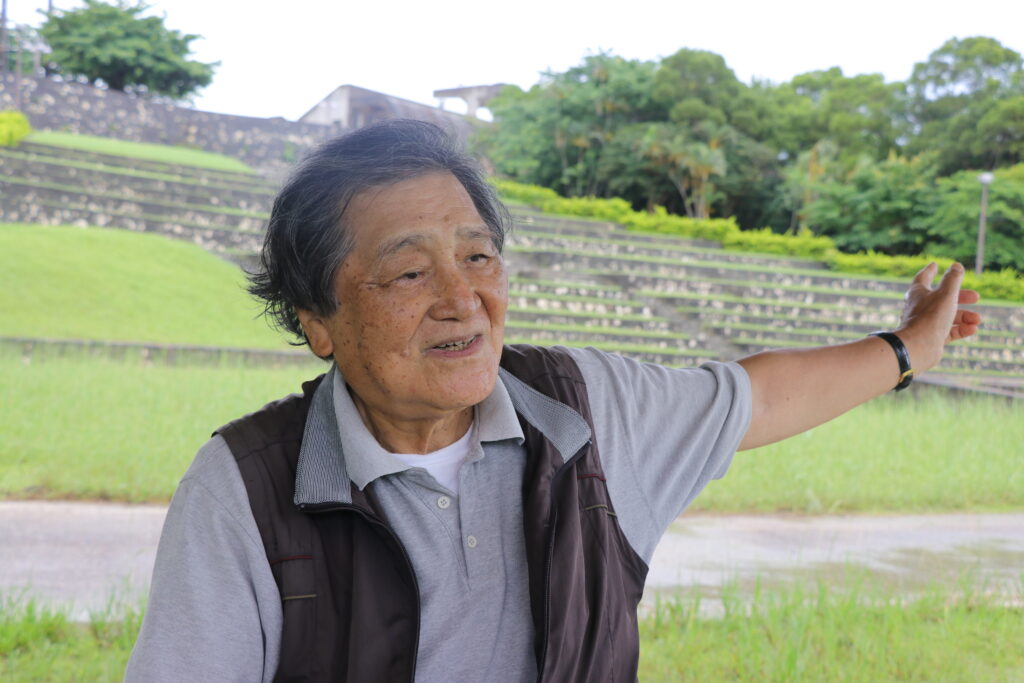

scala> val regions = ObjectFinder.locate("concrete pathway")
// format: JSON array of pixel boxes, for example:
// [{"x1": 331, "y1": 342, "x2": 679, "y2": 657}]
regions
[
  {"x1": 646, "y1": 513, "x2": 1024, "y2": 597},
  {"x1": 2, "y1": 501, "x2": 1023, "y2": 618}
]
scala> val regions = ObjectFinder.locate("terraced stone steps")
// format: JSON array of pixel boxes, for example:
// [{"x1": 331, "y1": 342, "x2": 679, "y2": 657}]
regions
[{"x1": 4, "y1": 138, "x2": 1020, "y2": 395}]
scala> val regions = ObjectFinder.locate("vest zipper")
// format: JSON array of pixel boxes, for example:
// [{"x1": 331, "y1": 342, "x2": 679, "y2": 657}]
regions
[
  {"x1": 536, "y1": 441, "x2": 590, "y2": 682},
  {"x1": 299, "y1": 502, "x2": 421, "y2": 683}
]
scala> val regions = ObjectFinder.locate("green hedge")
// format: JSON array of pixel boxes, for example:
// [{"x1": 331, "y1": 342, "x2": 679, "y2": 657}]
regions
[
  {"x1": 495, "y1": 179, "x2": 1024, "y2": 303},
  {"x1": 0, "y1": 110, "x2": 31, "y2": 147}
]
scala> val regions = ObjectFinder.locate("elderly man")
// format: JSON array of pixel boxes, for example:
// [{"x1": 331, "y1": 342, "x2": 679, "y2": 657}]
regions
[{"x1": 127, "y1": 120, "x2": 981, "y2": 682}]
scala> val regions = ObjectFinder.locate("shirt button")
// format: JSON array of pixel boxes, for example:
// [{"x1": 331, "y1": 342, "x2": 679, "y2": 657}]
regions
[
  {"x1": 466, "y1": 535, "x2": 478, "y2": 549},
  {"x1": 437, "y1": 495, "x2": 451, "y2": 510}
]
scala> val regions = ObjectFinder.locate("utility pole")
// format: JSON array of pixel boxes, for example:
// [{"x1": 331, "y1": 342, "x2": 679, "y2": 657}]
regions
[
  {"x1": 975, "y1": 172, "x2": 994, "y2": 276},
  {"x1": 1, "y1": 0, "x2": 8, "y2": 75},
  {"x1": 14, "y1": 31, "x2": 22, "y2": 109}
]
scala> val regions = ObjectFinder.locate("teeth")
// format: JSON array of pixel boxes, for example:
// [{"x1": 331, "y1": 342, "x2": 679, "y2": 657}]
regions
[{"x1": 435, "y1": 337, "x2": 473, "y2": 351}]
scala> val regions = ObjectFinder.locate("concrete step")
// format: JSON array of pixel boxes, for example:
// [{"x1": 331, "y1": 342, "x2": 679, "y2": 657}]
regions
[
  {"x1": 509, "y1": 230, "x2": 825, "y2": 272},
  {"x1": 0, "y1": 150, "x2": 275, "y2": 210},
  {"x1": 504, "y1": 338, "x2": 719, "y2": 367},
  {"x1": 734, "y1": 339, "x2": 1024, "y2": 374},
  {"x1": 509, "y1": 210, "x2": 619, "y2": 233},
  {"x1": 18, "y1": 141, "x2": 264, "y2": 187},
  {"x1": 679, "y1": 306, "x2": 1024, "y2": 343},
  {"x1": 504, "y1": 322, "x2": 698, "y2": 349},
  {"x1": 505, "y1": 309, "x2": 674, "y2": 331},
  {"x1": 0, "y1": 178, "x2": 267, "y2": 231},
  {"x1": 513, "y1": 248, "x2": 913, "y2": 296},
  {"x1": 0, "y1": 200, "x2": 263, "y2": 253},
  {"x1": 508, "y1": 292, "x2": 653, "y2": 317},
  {"x1": 508, "y1": 278, "x2": 637, "y2": 303},
  {"x1": 715, "y1": 325, "x2": 1022, "y2": 364},
  {"x1": 673, "y1": 296, "x2": 902, "y2": 327},
  {"x1": 511, "y1": 214, "x2": 719, "y2": 249}
]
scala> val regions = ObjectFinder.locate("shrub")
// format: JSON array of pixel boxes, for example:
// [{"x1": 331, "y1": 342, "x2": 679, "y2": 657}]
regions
[{"x1": 0, "y1": 110, "x2": 31, "y2": 147}]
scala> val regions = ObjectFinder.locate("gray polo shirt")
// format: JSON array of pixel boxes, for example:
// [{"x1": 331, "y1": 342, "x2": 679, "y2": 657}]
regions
[{"x1": 126, "y1": 347, "x2": 751, "y2": 682}]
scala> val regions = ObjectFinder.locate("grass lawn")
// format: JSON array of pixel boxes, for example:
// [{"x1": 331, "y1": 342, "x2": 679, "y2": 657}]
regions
[
  {"x1": 696, "y1": 391, "x2": 1024, "y2": 513},
  {"x1": 25, "y1": 131, "x2": 255, "y2": 174},
  {"x1": 0, "y1": 224, "x2": 288, "y2": 349},
  {"x1": 639, "y1": 581, "x2": 1024, "y2": 681},
  {"x1": 0, "y1": 600, "x2": 142, "y2": 681},
  {"x1": 0, "y1": 349, "x2": 321, "y2": 502},
  {"x1": 2, "y1": 581, "x2": 1020, "y2": 681}
]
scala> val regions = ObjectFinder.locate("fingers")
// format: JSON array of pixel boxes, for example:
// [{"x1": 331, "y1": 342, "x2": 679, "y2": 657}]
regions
[
  {"x1": 960, "y1": 310, "x2": 983, "y2": 325},
  {"x1": 949, "y1": 309, "x2": 983, "y2": 341},
  {"x1": 950, "y1": 322, "x2": 980, "y2": 341},
  {"x1": 911, "y1": 262, "x2": 939, "y2": 289},
  {"x1": 937, "y1": 262, "x2": 965, "y2": 295},
  {"x1": 958, "y1": 289, "x2": 981, "y2": 304}
]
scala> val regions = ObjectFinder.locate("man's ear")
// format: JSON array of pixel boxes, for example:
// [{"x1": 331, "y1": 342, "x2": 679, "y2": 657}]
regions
[{"x1": 296, "y1": 309, "x2": 334, "y2": 358}]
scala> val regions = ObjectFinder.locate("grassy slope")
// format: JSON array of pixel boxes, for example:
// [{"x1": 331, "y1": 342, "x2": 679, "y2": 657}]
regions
[
  {"x1": 26, "y1": 131, "x2": 255, "y2": 174},
  {"x1": 0, "y1": 224, "x2": 288, "y2": 349}
]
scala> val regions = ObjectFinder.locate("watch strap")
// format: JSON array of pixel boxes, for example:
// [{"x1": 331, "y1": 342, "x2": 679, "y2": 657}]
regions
[{"x1": 869, "y1": 331, "x2": 914, "y2": 391}]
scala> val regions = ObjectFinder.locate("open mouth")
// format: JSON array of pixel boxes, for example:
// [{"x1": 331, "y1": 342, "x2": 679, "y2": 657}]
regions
[{"x1": 431, "y1": 335, "x2": 479, "y2": 352}]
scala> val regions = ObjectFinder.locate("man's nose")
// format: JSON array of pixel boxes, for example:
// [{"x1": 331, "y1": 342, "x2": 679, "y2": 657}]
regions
[{"x1": 429, "y1": 265, "x2": 480, "y2": 320}]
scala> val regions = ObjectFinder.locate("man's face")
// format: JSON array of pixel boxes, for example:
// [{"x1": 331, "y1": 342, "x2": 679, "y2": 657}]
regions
[{"x1": 303, "y1": 171, "x2": 508, "y2": 429}]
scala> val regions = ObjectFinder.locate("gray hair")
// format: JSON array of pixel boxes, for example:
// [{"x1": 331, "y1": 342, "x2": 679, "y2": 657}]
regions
[{"x1": 248, "y1": 119, "x2": 511, "y2": 350}]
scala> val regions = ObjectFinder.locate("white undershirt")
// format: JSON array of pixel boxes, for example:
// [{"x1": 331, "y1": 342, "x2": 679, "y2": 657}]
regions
[{"x1": 390, "y1": 423, "x2": 475, "y2": 495}]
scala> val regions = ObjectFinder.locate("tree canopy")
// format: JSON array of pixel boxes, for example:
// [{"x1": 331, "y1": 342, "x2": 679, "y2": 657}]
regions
[
  {"x1": 39, "y1": 0, "x2": 217, "y2": 100},
  {"x1": 482, "y1": 37, "x2": 1024, "y2": 271}
]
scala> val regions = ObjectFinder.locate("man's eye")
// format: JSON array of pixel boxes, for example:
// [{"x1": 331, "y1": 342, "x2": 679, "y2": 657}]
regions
[
  {"x1": 400, "y1": 271, "x2": 422, "y2": 280},
  {"x1": 468, "y1": 253, "x2": 491, "y2": 263}
]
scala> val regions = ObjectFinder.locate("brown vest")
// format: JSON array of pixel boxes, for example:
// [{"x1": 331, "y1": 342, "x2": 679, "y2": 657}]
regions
[{"x1": 217, "y1": 345, "x2": 648, "y2": 682}]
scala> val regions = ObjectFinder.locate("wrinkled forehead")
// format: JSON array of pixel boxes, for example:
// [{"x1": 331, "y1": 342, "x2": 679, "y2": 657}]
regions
[{"x1": 341, "y1": 172, "x2": 491, "y2": 257}]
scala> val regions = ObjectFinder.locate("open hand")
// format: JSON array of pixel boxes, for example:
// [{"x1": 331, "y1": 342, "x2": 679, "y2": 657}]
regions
[{"x1": 897, "y1": 262, "x2": 982, "y2": 371}]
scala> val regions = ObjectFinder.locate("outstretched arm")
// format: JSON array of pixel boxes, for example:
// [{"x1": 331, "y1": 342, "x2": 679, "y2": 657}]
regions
[{"x1": 736, "y1": 262, "x2": 982, "y2": 451}]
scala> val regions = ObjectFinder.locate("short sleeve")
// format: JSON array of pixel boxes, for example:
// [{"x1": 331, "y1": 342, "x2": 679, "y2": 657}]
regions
[
  {"x1": 125, "y1": 436, "x2": 283, "y2": 682},
  {"x1": 564, "y1": 347, "x2": 752, "y2": 563}
]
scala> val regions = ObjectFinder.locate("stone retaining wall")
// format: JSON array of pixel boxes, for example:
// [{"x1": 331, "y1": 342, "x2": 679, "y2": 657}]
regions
[{"x1": 0, "y1": 74, "x2": 338, "y2": 171}]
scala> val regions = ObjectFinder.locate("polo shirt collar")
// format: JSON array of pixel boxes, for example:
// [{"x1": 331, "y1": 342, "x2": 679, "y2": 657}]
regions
[{"x1": 294, "y1": 364, "x2": 533, "y2": 506}]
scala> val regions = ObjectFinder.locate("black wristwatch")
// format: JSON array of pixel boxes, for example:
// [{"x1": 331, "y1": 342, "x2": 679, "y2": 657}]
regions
[{"x1": 869, "y1": 331, "x2": 914, "y2": 391}]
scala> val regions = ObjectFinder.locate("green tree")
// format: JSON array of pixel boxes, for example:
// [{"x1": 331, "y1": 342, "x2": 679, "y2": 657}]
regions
[
  {"x1": 787, "y1": 68, "x2": 903, "y2": 162},
  {"x1": 638, "y1": 123, "x2": 726, "y2": 218},
  {"x1": 974, "y1": 96, "x2": 1024, "y2": 167},
  {"x1": 486, "y1": 54, "x2": 663, "y2": 199},
  {"x1": 804, "y1": 155, "x2": 938, "y2": 253},
  {"x1": 39, "y1": 0, "x2": 217, "y2": 99},
  {"x1": 906, "y1": 37, "x2": 1024, "y2": 173},
  {"x1": 928, "y1": 165, "x2": 1024, "y2": 270}
]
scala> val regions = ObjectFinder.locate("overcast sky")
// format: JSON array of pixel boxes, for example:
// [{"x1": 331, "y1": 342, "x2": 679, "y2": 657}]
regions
[{"x1": 9, "y1": 0, "x2": 1024, "y2": 121}]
